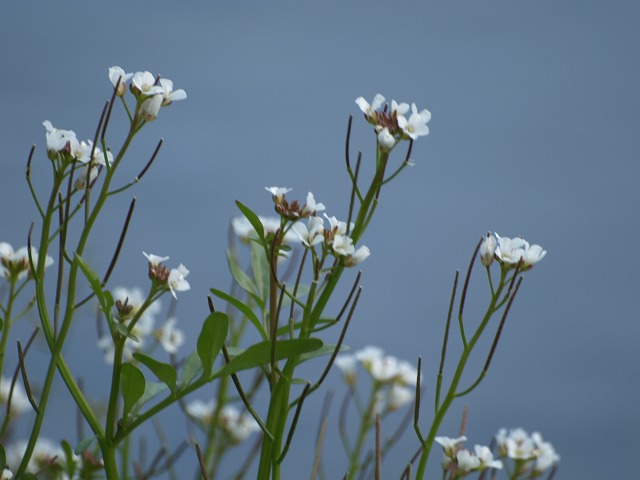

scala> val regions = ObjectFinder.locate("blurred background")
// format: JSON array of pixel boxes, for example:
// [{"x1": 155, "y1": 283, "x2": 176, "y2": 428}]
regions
[{"x1": 1, "y1": 1, "x2": 638, "y2": 478}]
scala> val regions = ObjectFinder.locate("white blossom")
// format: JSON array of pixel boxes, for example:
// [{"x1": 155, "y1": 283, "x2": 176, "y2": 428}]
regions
[
  {"x1": 480, "y1": 233, "x2": 497, "y2": 266},
  {"x1": 138, "y1": 94, "x2": 163, "y2": 121},
  {"x1": 292, "y1": 216, "x2": 325, "y2": 247},
  {"x1": 397, "y1": 103, "x2": 431, "y2": 140},
  {"x1": 155, "y1": 317, "x2": 185, "y2": 354},
  {"x1": 456, "y1": 449, "x2": 481, "y2": 472},
  {"x1": 265, "y1": 186, "x2": 292, "y2": 202},
  {"x1": 301, "y1": 192, "x2": 326, "y2": 216},
  {"x1": 42, "y1": 120, "x2": 77, "y2": 158},
  {"x1": 377, "y1": 127, "x2": 396, "y2": 151},
  {"x1": 334, "y1": 354, "x2": 358, "y2": 386},
  {"x1": 344, "y1": 245, "x2": 370, "y2": 267},
  {"x1": 168, "y1": 264, "x2": 190, "y2": 299},
  {"x1": 158, "y1": 78, "x2": 187, "y2": 106},
  {"x1": 355, "y1": 94, "x2": 385, "y2": 118},
  {"x1": 186, "y1": 398, "x2": 216, "y2": 425},
  {"x1": 108, "y1": 66, "x2": 133, "y2": 96},
  {"x1": 143, "y1": 252, "x2": 170, "y2": 266}
]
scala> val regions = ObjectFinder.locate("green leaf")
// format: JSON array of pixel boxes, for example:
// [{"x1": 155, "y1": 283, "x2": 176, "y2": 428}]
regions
[
  {"x1": 133, "y1": 353, "x2": 177, "y2": 393},
  {"x1": 226, "y1": 249, "x2": 259, "y2": 300},
  {"x1": 299, "y1": 343, "x2": 348, "y2": 363},
  {"x1": 211, "y1": 288, "x2": 267, "y2": 341},
  {"x1": 236, "y1": 200, "x2": 264, "y2": 241},
  {"x1": 74, "y1": 435, "x2": 96, "y2": 454},
  {"x1": 197, "y1": 312, "x2": 229, "y2": 377},
  {"x1": 75, "y1": 254, "x2": 113, "y2": 313},
  {"x1": 181, "y1": 350, "x2": 202, "y2": 387},
  {"x1": 213, "y1": 338, "x2": 323, "y2": 378},
  {"x1": 250, "y1": 240, "x2": 270, "y2": 301},
  {"x1": 137, "y1": 381, "x2": 168, "y2": 409},
  {"x1": 121, "y1": 363, "x2": 145, "y2": 420},
  {"x1": 0, "y1": 444, "x2": 5, "y2": 468}
]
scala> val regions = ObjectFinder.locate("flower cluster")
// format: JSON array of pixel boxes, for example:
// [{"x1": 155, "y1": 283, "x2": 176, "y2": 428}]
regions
[
  {"x1": 42, "y1": 120, "x2": 114, "y2": 189},
  {"x1": 480, "y1": 232, "x2": 546, "y2": 270},
  {"x1": 109, "y1": 66, "x2": 186, "y2": 123},
  {"x1": 186, "y1": 399, "x2": 260, "y2": 444},
  {"x1": 496, "y1": 428, "x2": 560, "y2": 475},
  {"x1": 0, "y1": 242, "x2": 53, "y2": 281},
  {"x1": 355, "y1": 94, "x2": 431, "y2": 151},
  {"x1": 435, "y1": 436, "x2": 503, "y2": 476},
  {"x1": 96, "y1": 286, "x2": 184, "y2": 363},
  {"x1": 266, "y1": 188, "x2": 370, "y2": 266},
  {"x1": 143, "y1": 252, "x2": 190, "y2": 299},
  {"x1": 336, "y1": 346, "x2": 419, "y2": 412}
]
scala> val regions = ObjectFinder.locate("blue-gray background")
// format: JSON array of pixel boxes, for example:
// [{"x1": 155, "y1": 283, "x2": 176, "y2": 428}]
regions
[{"x1": 1, "y1": 1, "x2": 638, "y2": 478}]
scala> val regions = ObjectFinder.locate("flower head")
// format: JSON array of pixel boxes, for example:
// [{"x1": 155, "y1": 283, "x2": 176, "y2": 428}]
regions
[
  {"x1": 158, "y1": 78, "x2": 187, "y2": 106},
  {"x1": 494, "y1": 234, "x2": 546, "y2": 270},
  {"x1": 265, "y1": 186, "x2": 292, "y2": 203},
  {"x1": 0, "y1": 242, "x2": 53, "y2": 281},
  {"x1": 397, "y1": 103, "x2": 431, "y2": 140},
  {"x1": 168, "y1": 264, "x2": 190, "y2": 299},
  {"x1": 355, "y1": 94, "x2": 386, "y2": 120},
  {"x1": 42, "y1": 121, "x2": 77, "y2": 159},
  {"x1": 480, "y1": 232, "x2": 497, "y2": 266},
  {"x1": 344, "y1": 245, "x2": 370, "y2": 267},
  {"x1": 155, "y1": 317, "x2": 185, "y2": 354},
  {"x1": 108, "y1": 66, "x2": 133, "y2": 96}
]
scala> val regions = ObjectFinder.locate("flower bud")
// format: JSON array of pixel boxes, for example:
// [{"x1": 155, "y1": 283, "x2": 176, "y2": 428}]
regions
[
  {"x1": 480, "y1": 233, "x2": 497, "y2": 266},
  {"x1": 138, "y1": 94, "x2": 163, "y2": 122}
]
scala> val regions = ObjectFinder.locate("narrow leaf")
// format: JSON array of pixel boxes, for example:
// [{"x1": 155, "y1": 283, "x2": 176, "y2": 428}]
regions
[
  {"x1": 74, "y1": 435, "x2": 96, "y2": 454},
  {"x1": 211, "y1": 288, "x2": 267, "y2": 341},
  {"x1": 75, "y1": 253, "x2": 112, "y2": 312},
  {"x1": 121, "y1": 363, "x2": 145, "y2": 420},
  {"x1": 236, "y1": 200, "x2": 265, "y2": 241},
  {"x1": 250, "y1": 240, "x2": 270, "y2": 301},
  {"x1": 226, "y1": 249, "x2": 259, "y2": 300},
  {"x1": 197, "y1": 312, "x2": 229, "y2": 377},
  {"x1": 133, "y1": 353, "x2": 177, "y2": 393},
  {"x1": 181, "y1": 350, "x2": 202, "y2": 387},
  {"x1": 213, "y1": 338, "x2": 323, "y2": 377}
]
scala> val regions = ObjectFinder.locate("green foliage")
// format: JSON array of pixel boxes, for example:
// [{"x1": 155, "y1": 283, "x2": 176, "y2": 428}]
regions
[
  {"x1": 132, "y1": 353, "x2": 177, "y2": 393},
  {"x1": 120, "y1": 363, "x2": 145, "y2": 420},
  {"x1": 197, "y1": 312, "x2": 229, "y2": 377},
  {"x1": 214, "y1": 338, "x2": 323, "y2": 377}
]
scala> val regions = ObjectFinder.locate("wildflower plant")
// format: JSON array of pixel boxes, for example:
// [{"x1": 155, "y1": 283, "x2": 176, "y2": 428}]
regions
[{"x1": 0, "y1": 67, "x2": 560, "y2": 480}]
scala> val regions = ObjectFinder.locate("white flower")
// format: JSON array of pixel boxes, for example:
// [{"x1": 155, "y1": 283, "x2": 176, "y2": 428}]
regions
[
  {"x1": 391, "y1": 100, "x2": 410, "y2": 116},
  {"x1": 519, "y1": 243, "x2": 547, "y2": 269},
  {"x1": 301, "y1": 192, "x2": 326, "y2": 216},
  {"x1": 474, "y1": 445, "x2": 503, "y2": 470},
  {"x1": 108, "y1": 66, "x2": 133, "y2": 96},
  {"x1": 355, "y1": 345, "x2": 385, "y2": 369},
  {"x1": 265, "y1": 186, "x2": 292, "y2": 202},
  {"x1": 355, "y1": 94, "x2": 385, "y2": 118},
  {"x1": 5, "y1": 438, "x2": 65, "y2": 473},
  {"x1": 1, "y1": 468, "x2": 12, "y2": 480},
  {"x1": 496, "y1": 428, "x2": 536, "y2": 460},
  {"x1": 138, "y1": 94, "x2": 163, "y2": 121},
  {"x1": 155, "y1": 317, "x2": 185, "y2": 354},
  {"x1": 377, "y1": 127, "x2": 396, "y2": 151},
  {"x1": 385, "y1": 384, "x2": 414, "y2": 411},
  {"x1": 219, "y1": 405, "x2": 260, "y2": 443},
  {"x1": 231, "y1": 216, "x2": 297, "y2": 243},
  {"x1": 158, "y1": 78, "x2": 187, "y2": 106},
  {"x1": 532, "y1": 432, "x2": 560, "y2": 472},
  {"x1": 494, "y1": 234, "x2": 546, "y2": 269},
  {"x1": 480, "y1": 233, "x2": 497, "y2": 266},
  {"x1": 168, "y1": 264, "x2": 190, "y2": 299},
  {"x1": 186, "y1": 398, "x2": 216, "y2": 425},
  {"x1": 42, "y1": 120, "x2": 77, "y2": 158},
  {"x1": 397, "y1": 103, "x2": 431, "y2": 140},
  {"x1": 74, "y1": 164, "x2": 99, "y2": 190},
  {"x1": 143, "y1": 252, "x2": 170, "y2": 266},
  {"x1": 0, "y1": 242, "x2": 53, "y2": 280},
  {"x1": 332, "y1": 234, "x2": 355, "y2": 256},
  {"x1": 456, "y1": 449, "x2": 481, "y2": 472},
  {"x1": 334, "y1": 354, "x2": 358, "y2": 386},
  {"x1": 292, "y1": 216, "x2": 325, "y2": 248},
  {"x1": 131, "y1": 71, "x2": 162, "y2": 96},
  {"x1": 323, "y1": 214, "x2": 352, "y2": 236},
  {"x1": 344, "y1": 245, "x2": 370, "y2": 267},
  {"x1": 435, "y1": 435, "x2": 467, "y2": 457},
  {"x1": 0, "y1": 376, "x2": 30, "y2": 416}
]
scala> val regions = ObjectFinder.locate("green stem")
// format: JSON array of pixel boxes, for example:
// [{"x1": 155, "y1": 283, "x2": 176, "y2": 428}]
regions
[
  {"x1": 347, "y1": 382, "x2": 378, "y2": 477},
  {"x1": 0, "y1": 278, "x2": 17, "y2": 378},
  {"x1": 414, "y1": 272, "x2": 507, "y2": 479}
]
